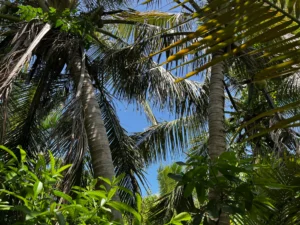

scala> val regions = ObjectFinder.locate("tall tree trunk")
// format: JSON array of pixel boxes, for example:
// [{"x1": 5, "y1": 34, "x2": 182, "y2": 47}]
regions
[
  {"x1": 71, "y1": 52, "x2": 122, "y2": 222},
  {"x1": 207, "y1": 51, "x2": 229, "y2": 225}
]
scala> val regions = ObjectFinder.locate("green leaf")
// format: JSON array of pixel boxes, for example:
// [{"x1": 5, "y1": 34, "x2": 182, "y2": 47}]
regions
[
  {"x1": 84, "y1": 190, "x2": 106, "y2": 199},
  {"x1": 17, "y1": 146, "x2": 26, "y2": 162},
  {"x1": 206, "y1": 200, "x2": 219, "y2": 221},
  {"x1": 264, "y1": 183, "x2": 291, "y2": 190},
  {"x1": 12, "y1": 205, "x2": 31, "y2": 214},
  {"x1": 50, "y1": 202, "x2": 57, "y2": 213},
  {"x1": 107, "y1": 201, "x2": 141, "y2": 222},
  {"x1": 108, "y1": 187, "x2": 118, "y2": 200},
  {"x1": 33, "y1": 181, "x2": 43, "y2": 199},
  {"x1": 117, "y1": 186, "x2": 134, "y2": 197},
  {"x1": 167, "y1": 173, "x2": 183, "y2": 182},
  {"x1": 0, "y1": 145, "x2": 18, "y2": 162},
  {"x1": 60, "y1": 204, "x2": 90, "y2": 214},
  {"x1": 218, "y1": 152, "x2": 236, "y2": 162},
  {"x1": 253, "y1": 197, "x2": 276, "y2": 211},
  {"x1": 99, "y1": 177, "x2": 111, "y2": 185},
  {"x1": 195, "y1": 185, "x2": 206, "y2": 204},
  {"x1": 176, "y1": 161, "x2": 187, "y2": 166},
  {"x1": 28, "y1": 171, "x2": 39, "y2": 181},
  {"x1": 57, "y1": 164, "x2": 72, "y2": 174},
  {"x1": 55, "y1": 19, "x2": 64, "y2": 28},
  {"x1": 172, "y1": 212, "x2": 192, "y2": 222},
  {"x1": 53, "y1": 190, "x2": 73, "y2": 203},
  {"x1": 0, "y1": 190, "x2": 28, "y2": 206},
  {"x1": 49, "y1": 7, "x2": 56, "y2": 14},
  {"x1": 136, "y1": 193, "x2": 142, "y2": 213},
  {"x1": 184, "y1": 183, "x2": 194, "y2": 197},
  {"x1": 56, "y1": 212, "x2": 66, "y2": 225}
]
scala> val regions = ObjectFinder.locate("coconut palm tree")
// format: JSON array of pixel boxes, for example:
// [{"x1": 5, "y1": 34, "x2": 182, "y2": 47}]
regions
[
  {"x1": 145, "y1": 0, "x2": 300, "y2": 223},
  {"x1": 0, "y1": 1, "x2": 208, "y2": 217}
]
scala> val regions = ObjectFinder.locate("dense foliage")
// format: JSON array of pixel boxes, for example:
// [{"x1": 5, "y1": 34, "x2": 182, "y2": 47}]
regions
[{"x1": 1, "y1": 0, "x2": 300, "y2": 224}]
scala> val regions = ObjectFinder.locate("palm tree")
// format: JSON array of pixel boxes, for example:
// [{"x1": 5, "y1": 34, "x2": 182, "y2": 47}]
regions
[
  {"x1": 157, "y1": 163, "x2": 183, "y2": 195},
  {"x1": 146, "y1": 0, "x2": 300, "y2": 223},
  {"x1": 0, "y1": 0, "x2": 206, "y2": 215}
]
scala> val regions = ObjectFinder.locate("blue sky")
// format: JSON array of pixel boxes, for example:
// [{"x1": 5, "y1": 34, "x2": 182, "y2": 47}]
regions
[{"x1": 115, "y1": 101, "x2": 182, "y2": 195}]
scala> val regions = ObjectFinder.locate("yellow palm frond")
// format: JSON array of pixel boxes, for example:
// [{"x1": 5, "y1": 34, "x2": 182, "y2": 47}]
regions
[{"x1": 154, "y1": 0, "x2": 300, "y2": 142}]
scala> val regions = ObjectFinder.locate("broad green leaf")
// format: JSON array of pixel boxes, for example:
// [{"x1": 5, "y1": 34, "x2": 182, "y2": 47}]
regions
[
  {"x1": 33, "y1": 181, "x2": 43, "y2": 199},
  {"x1": 107, "y1": 201, "x2": 141, "y2": 222},
  {"x1": 56, "y1": 212, "x2": 66, "y2": 225},
  {"x1": 59, "y1": 204, "x2": 90, "y2": 214},
  {"x1": 253, "y1": 197, "x2": 276, "y2": 211},
  {"x1": 136, "y1": 193, "x2": 142, "y2": 213},
  {"x1": 53, "y1": 190, "x2": 73, "y2": 203},
  {"x1": 184, "y1": 183, "x2": 194, "y2": 197},
  {"x1": 196, "y1": 185, "x2": 206, "y2": 204},
  {"x1": 55, "y1": 19, "x2": 64, "y2": 28},
  {"x1": 176, "y1": 161, "x2": 187, "y2": 166},
  {"x1": 167, "y1": 173, "x2": 183, "y2": 182},
  {"x1": 85, "y1": 190, "x2": 106, "y2": 199},
  {"x1": 172, "y1": 212, "x2": 192, "y2": 222}
]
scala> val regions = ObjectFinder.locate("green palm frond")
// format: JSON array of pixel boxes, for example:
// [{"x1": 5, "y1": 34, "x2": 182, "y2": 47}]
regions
[
  {"x1": 132, "y1": 114, "x2": 206, "y2": 164},
  {"x1": 151, "y1": 0, "x2": 300, "y2": 135},
  {"x1": 97, "y1": 87, "x2": 148, "y2": 207},
  {"x1": 93, "y1": 43, "x2": 208, "y2": 117},
  {"x1": 148, "y1": 186, "x2": 196, "y2": 225},
  {"x1": 157, "y1": 163, "x2": 183, "y2": 195},
  {"x1": 0, "y1": 52, "x2": 67, "y2": 157},
  {"x1": 154, "y1": 0, "x2": 300, "y2": 82},
  {"x1": 238, "y1": 155, "x2": 300, "y2": 224}
]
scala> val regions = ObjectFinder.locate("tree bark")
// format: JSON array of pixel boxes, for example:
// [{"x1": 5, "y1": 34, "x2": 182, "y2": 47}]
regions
[
  {"x1": 207, "y1": 51, "x2": 229, "y2": 225},
  {"x1": 71, "y1": 53, "x2": 122, "y2": 222},
  {"x1": 208, "y1": 52, "x2": 226, "y2": 160}
]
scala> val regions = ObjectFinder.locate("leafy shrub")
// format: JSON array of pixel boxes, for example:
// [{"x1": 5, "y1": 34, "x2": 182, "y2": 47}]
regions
[
  {"x1": 0, "y1": 146, "x2": 191, "y2": 225},
  {"x1": 0, "y1": 145, "x2": 141, "y2": 224}
]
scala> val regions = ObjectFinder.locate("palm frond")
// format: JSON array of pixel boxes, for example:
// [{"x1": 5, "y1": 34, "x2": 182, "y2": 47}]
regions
[
  {"x1": 132, "y1": 114, "x2": 206, "y2": 164},
  {"x1": 148, "y1": 186, "x2": 196, "y2": 225},
  {"x1": 0, "y1": 22, "x2": 51, "y2": 97},
  {"x1": 93, "y1": 43, "x2": 209, "y2": 117},
  {"x1": 96, "y1": 86, "x2": 148, "y2": 207},
  {"x1": 151, "y1": 0, "x2": 300, "y2": 134},
  {"x1": 0, "y1": 51, "x2": 66, "y2": 157}
]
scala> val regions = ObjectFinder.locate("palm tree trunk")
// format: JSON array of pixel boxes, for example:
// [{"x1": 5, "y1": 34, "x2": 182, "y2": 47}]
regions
[
  {"x1": 208, "y1": 52, "x2": 226, "y2": 160},
  {"x1": 71, "y1": 53, "x2": 122, "y2": 222},
  {"x1": 207, "y1": 51, "x2": 229, "y2": 225}
]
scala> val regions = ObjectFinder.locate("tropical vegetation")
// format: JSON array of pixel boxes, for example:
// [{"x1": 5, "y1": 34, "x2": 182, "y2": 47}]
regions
[{"x1": 1, "y1": 0, "x2": 300, "y2": 224}]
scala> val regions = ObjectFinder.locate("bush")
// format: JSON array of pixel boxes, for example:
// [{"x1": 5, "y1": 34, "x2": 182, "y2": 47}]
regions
[{"x1": 0, "y1": 145, "x2": 141, "y2": 225}]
